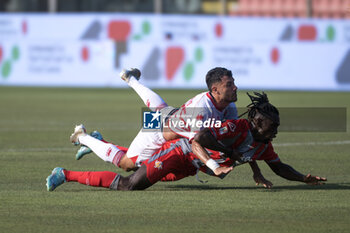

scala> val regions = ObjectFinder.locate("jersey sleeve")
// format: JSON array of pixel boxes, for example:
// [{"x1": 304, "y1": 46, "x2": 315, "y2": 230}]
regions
[{"x1": 261, "y1": 142, "x2": 281, "y2": 163}]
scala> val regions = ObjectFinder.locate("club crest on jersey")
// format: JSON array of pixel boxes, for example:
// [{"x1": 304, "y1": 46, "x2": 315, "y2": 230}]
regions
[
  {"x1": 219, "y1": 126, "x2": 228, "y2": 135},
  {"x1": 227, "y1": 122, "x2": 236, "y2": 132},
  {"x1": 154, "y1": 160, "x2": 163, "y2": 170}
]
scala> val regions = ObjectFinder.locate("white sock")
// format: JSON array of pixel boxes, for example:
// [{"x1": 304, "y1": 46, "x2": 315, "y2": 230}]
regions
[
  {"x1": 78, "y1": 135, "x2": 120, "y2": 163},
  {"x1": 128, "y1": 77, "x2": 168, "y2": 111}
]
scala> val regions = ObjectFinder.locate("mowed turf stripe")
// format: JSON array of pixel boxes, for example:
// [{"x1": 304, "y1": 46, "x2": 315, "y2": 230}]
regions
[
  {"x1": 0, "y1": 148, "x2": 74, "y2": 152},
  {"x1": 274, "y1": 140, "x2": 350, "y2": 147},
  {"x1": 1, "y1": 140, "x2": 350, "y2": 153}
]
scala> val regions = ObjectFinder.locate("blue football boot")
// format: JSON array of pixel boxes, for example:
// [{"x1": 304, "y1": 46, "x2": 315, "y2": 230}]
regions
[
  {"x1": 75, "y1": 130, "x2": 103, "y2": 160},
  {"x1": 46, "y1": 167, "x2": 66, "y2": 191}
]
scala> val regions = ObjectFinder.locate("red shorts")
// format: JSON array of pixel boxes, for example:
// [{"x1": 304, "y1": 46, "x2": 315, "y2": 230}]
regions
[{"x1": 144, "y1": 139, "x2": 197, "y2": 184}]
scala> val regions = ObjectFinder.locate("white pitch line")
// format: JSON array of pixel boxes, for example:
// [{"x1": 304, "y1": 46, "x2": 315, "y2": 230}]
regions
[{"x1": 0, "y1": 140, "x2": 349, "y2": 153}]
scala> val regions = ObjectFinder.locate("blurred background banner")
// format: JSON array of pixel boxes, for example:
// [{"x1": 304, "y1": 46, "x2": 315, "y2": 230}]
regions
[{"x1": 0, "y1": 13, "x2": 349, "y2": 90}]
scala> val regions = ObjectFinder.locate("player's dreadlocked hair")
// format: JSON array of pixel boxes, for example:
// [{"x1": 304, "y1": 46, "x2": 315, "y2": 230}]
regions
[{"x1": 239, "y1": 92, "x2": 280, "y2": 124}]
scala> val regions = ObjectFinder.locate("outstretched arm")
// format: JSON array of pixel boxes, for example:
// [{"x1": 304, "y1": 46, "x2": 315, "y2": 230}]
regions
[
  {"x1": 193, "y1": 129, "x2": 271, "y2": 186},
  {"x1": 192, "y1": 129, "x2": 234, "y2": 176},
  {"x1": 267, "y1": 162, "x2": 327, "y2": 185},
  {"x1": 191, "y1": 140, "x2": 233, "y2": 176},
  {"x1": 249, "y1": 161, "x2": 273, "y2": 189},
  {"x1": 193, "y1": 128, "x2": 241, "y2": 160}
]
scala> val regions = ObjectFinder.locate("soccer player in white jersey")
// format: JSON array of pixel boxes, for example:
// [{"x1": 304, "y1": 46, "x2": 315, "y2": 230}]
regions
[{"x1": 72, "y1": 67, "x2": 272, "y2": 188}]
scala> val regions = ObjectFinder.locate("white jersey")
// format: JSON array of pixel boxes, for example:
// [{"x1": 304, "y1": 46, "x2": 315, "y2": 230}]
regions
[
  {"x1": 167, "y1": 92, "x2": 238, "y2": 141},
  {"x1": 127, "y1": 91, "x2": 237, "y2": 166}
]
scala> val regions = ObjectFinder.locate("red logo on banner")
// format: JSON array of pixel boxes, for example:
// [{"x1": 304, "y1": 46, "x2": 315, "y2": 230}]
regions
[
  {"x1": 0, "y1": 46, "x2": 3, "y2": 63},
  {"x1": 108, "y1": 21, "x2": 131, "y2": 41},
  {"x1": 81, "y1": 46, "x2": 89, "y2": 62},
  {"x1": 22, "y1": 20, "x2": 27, "y2": 35},
  {"x1": 165, "y1": 47, "x2": 184, "y2": 81},
  {"x1": 81, "y1": 46, "x2": 90, "y2": 61},
  {"x1": 298, "y1": 25, "x2": 317, "y2": 41},
  {"x1": 270, "y1": 47, "x2": 280, "y2": 64},
  {"x1": 215, "y1": 23, "x2": 223, "y2": 38}
]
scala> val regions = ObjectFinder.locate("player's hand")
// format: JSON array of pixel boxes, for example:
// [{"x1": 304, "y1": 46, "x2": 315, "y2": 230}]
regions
[
  {"x1": 214, "y1": 166, "x2": 233, "y2": 176},
  {"x1": 303, "y1": 174, "x2": 327, "y2": 185},
  {"x1": 253, "y1": 173, "x2": 273, "y2": 189}
]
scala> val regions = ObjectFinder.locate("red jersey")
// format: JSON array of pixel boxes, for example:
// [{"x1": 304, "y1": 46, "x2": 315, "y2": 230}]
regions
[
  {"x1": 142, "y1": 119, "x2": 281, "y2": 182},
  {"x1": 208, "y1": 119, "x2": 280, "y2": 167}
]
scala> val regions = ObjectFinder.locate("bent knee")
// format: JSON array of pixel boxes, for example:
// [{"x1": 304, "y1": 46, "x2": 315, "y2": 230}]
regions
[{"x1": 119, "y1": 156, "x2": 137, "y2": 172}]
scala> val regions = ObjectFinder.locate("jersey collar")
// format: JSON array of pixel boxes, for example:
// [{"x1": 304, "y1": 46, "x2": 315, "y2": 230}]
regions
[{"x1": 206, "y1": 92, "x2": 225, "y2": 112}]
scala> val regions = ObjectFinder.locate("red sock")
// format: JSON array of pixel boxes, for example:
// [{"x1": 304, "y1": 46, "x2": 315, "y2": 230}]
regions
[{"x1": 64, "y1": 170, "x2": 117, "y2": 188}]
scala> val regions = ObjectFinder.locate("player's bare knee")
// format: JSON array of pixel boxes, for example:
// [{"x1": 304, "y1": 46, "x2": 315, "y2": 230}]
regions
[
  {"x1": 120, "y1": 163, "x2": 136, "y2": 172},
  {"x1": 119, "y1": 156, "x2": 136, "y2": 172}
]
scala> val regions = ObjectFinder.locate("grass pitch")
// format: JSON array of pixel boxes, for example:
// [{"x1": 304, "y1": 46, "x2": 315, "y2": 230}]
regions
[{"x1": 0, "y1": 87, "x2": 349, "y2": 233}]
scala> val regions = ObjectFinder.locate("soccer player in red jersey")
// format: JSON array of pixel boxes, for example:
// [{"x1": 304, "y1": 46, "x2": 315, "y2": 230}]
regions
[
  {"x1": 192, "y1": 92, "x2": 327, "y2": 184},
  {"x1": 46, "y1": 92, "x2": 326, "y2": 191}
]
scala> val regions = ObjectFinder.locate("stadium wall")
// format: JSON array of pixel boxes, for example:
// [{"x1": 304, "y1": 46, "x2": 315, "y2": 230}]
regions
[{"x1": 0, "y1": 14, "x2": 349, "y2": 91}]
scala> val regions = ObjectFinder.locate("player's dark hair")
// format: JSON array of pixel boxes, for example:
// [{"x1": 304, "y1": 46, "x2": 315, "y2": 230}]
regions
[
  {"x1": 240, "y1": 92, "x2": 280, "y2": 124},
  {"x1": 206, "y1": 67, "x2": 233, "y2": 92}
]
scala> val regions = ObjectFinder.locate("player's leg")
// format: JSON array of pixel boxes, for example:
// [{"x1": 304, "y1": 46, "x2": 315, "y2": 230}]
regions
[
  {"x1": 75, "y1": 131, "x2": 128, "y2": 161},
  {"x1": 47, "y1": 140, "x2": 194, "y2": 191},
  {"x1": 114, "y1": 144, "x2": 191, "y2": 190},
  {"x1": 70, "y1": 125, "x2": 126, "y2": 167},
  {"x1": 75, "y1": 130, "x2": 103, "y2": 160},
  {"x1": 118, "y1": 155, "x2": 138, "y2": 172},
  {"x1": 111, "y1": 165, "x2": 153, "y2": 190},
  {"x1": 118, "y1": 129, "x2": 167, "y2": 171},
  {"x1": 74, "y1": 68, "x2": 170, "y2": 161},
  {"x1": 120, "y1": 68, "x2": 168, "y2": 111},
  {"x1": 46, "y1": 166, "x2": 152, "y2": 191},
  {"x1": 69, "y1": 124, "x2": 161, "y2": 172}
]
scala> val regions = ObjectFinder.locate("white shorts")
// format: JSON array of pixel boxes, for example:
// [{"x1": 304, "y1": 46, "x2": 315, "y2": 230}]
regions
[{"x1": 126, "y1": 106, "x2": 176, "y2": 167}]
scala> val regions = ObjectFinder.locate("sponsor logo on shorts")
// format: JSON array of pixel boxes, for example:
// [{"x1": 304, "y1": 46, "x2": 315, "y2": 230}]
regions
[{"x1": 154, "y1": 160, "x2": 163, "y2": 170}]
